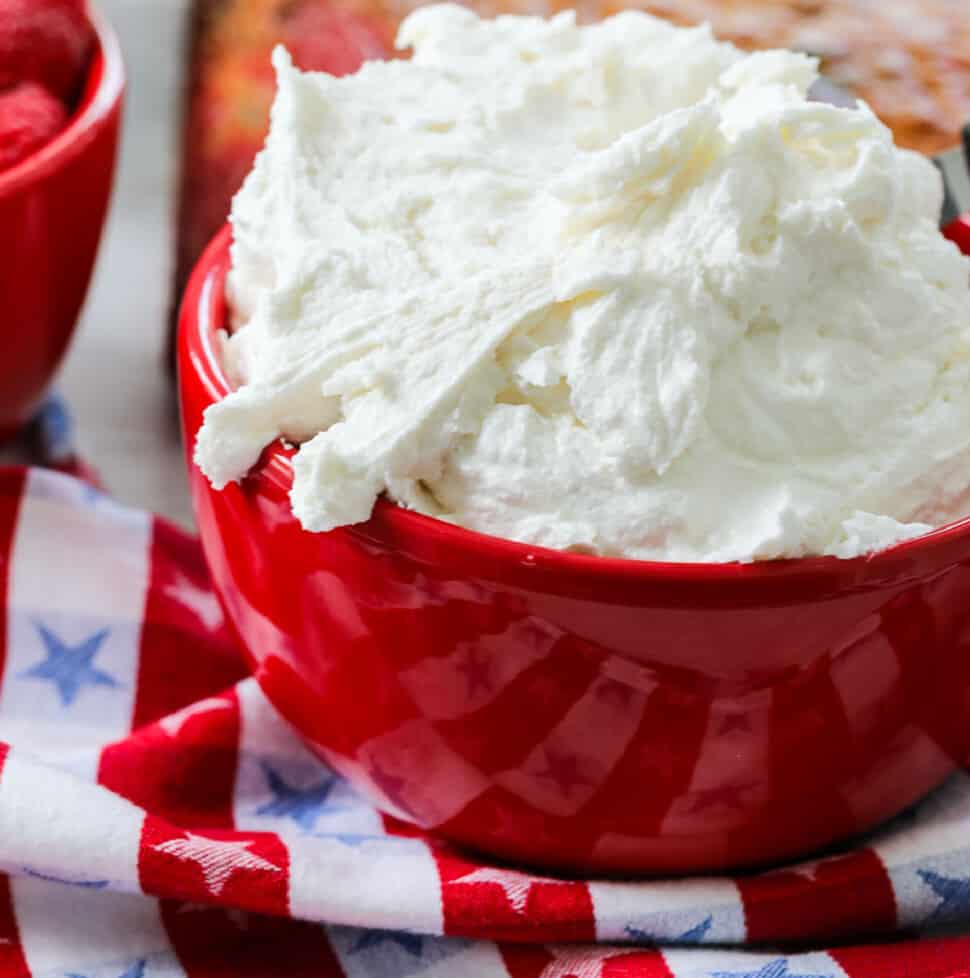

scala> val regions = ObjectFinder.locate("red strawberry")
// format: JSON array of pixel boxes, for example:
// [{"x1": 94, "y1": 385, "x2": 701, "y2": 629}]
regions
[
  {"x1": 0, "y1": 0, "x2": 94, "y2": 101},
  {"x1": 0, "y1": 82, "x2": 67, "y2": 171},
  {"x1": 279, "y1": 3, "x2": 394, "y2": 77}
]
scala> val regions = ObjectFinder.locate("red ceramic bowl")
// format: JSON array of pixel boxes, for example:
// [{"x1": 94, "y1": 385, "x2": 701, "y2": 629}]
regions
[
  {"x1": 0, "y1": 6, "x2": 124, "y2": 441},
  {"x1": 179, "y1": 224, "x2": 970, "y2": 876}
]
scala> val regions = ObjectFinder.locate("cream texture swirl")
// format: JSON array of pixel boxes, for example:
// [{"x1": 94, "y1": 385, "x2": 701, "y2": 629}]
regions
[{"x1": 195, "y1": 4, "x2": 970, "y2": 562}]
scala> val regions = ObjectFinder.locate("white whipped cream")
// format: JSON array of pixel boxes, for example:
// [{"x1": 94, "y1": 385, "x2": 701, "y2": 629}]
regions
[{"x1": 195, "y1": 4, "x2": 970, "y2": 562}]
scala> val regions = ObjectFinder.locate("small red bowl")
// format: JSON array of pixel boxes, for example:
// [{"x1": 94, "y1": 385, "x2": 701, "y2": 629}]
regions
[
  {"x1": 179, "y1": 224, "x2": 970, "y2": 876},
  {"x1": 0, "y1": 6, "x2": 124, "y2": 441}
]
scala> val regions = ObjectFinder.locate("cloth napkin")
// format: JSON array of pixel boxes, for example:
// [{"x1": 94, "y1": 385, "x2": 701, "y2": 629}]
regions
[
  {"x1": 0, "y1": 395, "x2": 97, "y2": 484},
  {"x1": 0, "y1": 464, "x2": 969, "y2": 978}
]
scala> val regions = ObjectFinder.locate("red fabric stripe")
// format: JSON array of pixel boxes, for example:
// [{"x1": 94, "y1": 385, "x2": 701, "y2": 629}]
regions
[
  {"x1": 0, "y1": 469, "x2": 27, "y2": 691},
  {"x1": 162, "y1": 902, "x2": 344, "y2": 978},
  {"x1": 737, "y1": 848, "x2": 897, "y2": 944},
  {"x1": 497, "y1": 946, "x2": 551, "y2": 978},
  {"x1": 98, "y1": 689, "x2": 241, "y2": 828},
  {"x1": 139, "y1": 818, "x2": 289, "y2": 917},
  {"x1": 132, "y1": 518, "x2": 246, "y2": 729},
  {"x1": 0, "y1": 875, "x2": 30, "y2": 978},
  {"x1": 500, "y1": 944, "x2": 674, "y2": 978},
  {"x1": 831, "y1": 936, "x2": 970, "y2": 978},
  {"x1": 436, "y1": 849, "x2": 596, "y2": 943}
]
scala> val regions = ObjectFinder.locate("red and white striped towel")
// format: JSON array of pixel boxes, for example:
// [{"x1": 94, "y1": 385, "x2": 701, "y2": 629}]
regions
[{"x1": 0, "y1": 465, "x2": 968, "y2": 978}]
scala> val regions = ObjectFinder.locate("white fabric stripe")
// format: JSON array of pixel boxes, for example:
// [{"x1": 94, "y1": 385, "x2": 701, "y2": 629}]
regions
[
  {"x1": 12, "y1": 878, "x2": 186, "y2": 978},
  {"x1": 414, "y1": 941, "x2": 511, "y2": 978},
  {"x1": 287, "y1": 832, "x2": 446, "y2": 933},
  {"x1": 326, "y1": 927, "x2": 507, "y2": 978},
  {"x1": 0, "y1": 471, "x2": 150, "y2": 740},
  {"x1": 233, "y1": 679, "x2": 384, "y2": 839},
  {"x1": 589, "y1": 876, "x2": 746, "y2": 945},
  {"x1": 0, "y1": 716, "x2": 105, "y2": 782},
  {"x1": 0, "y1": 753, "x2": 144, "y2": 891},
  {"x1": 660, "y1": 947, "x2": 849, "y2": 978},
  {"x1": 235, "y1": 680, "x2": 445, "y2": 933}
]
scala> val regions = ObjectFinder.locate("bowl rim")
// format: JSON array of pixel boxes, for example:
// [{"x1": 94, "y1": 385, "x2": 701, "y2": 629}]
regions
[
  {"x1": 0, "y1": 3, "x2": 125, "y2": 198},
  {"x1": 183, "y1": 223, "x2": 970, "y2": 583}
]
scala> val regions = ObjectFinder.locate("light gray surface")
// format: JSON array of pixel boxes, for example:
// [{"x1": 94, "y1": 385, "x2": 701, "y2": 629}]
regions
[{"x1": 61, "y1": 0, "x2": 193, "y2": 527}]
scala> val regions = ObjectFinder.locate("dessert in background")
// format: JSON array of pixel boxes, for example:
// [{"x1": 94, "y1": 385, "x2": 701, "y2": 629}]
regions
[
  {"x1": 171, "y1": 0, "x2": 970, "y2": 330},
  {"x1": 0, "y1": 0, "x2": 94, "y2": 171},
  {"x1": 173, "y1": 0, "x2": 394, "y2": 338},
  {"x1": 195, "y1": 6, "x2": 970, "y2": 563}
]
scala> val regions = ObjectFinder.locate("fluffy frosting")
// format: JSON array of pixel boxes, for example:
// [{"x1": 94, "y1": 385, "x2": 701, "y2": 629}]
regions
[{"x1": 195, "y1": 4, "x2": 970, "y2": 562}]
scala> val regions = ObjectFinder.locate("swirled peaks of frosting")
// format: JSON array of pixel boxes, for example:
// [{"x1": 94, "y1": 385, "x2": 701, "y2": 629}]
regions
[{"x1": 195, "y1": 4, "x2": 970, "y2": 563}]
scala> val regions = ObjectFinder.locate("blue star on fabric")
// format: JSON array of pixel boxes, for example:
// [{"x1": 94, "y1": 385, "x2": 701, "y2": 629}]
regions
[
  {"x1": 81, "y1": 481, "x2": 106, "y2": 506},
  {"x1": 625, "y1": 915, "x2": 713, "y2": 945},
  {"x1": 254, "y1": 762, "x2": 344, "y2": 831},
  {"x1": 114, "y1": 964, "x2": 145, "y2": 978},
  {"x1": 20, "y1": 624, "x2": 118, "y2": 707},
  {"x1": 67, "y1": 959, "x2": 145, "y2": 978},
  {"x1": 334, "y1": 927, "x2": 471, "y2": 978},
  {"x1": 333, "y1": 833, "x2": 388, "y2": 847},
  {"x1": 710, "y1": 959, "x2": 831, "y2": 978},
  {"x1": 918, "y1": 869, "x2": 970, "y2": 925},
  {"x1": 34, "y1": 397, "x2": 73, "y2": 461},
  {"x1": 678, "y1": 915, "x2": 714, "y2": 943},
  {"x1": 350, "y1": 929, "x2": 424, "y2": 956}
]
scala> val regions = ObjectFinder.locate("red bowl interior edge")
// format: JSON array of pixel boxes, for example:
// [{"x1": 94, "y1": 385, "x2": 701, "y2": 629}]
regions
[{"x1": 0, "y1": 4, "x2": 124, "y2": 198}]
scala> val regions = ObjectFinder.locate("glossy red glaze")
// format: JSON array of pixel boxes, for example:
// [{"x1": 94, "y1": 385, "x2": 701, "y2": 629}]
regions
[
  {"x1": 0, "y1": 7, "x2": 124, "y2": 441},
  {"x1": 179, "y1": 224, "x2": 970, "y2": 876}
]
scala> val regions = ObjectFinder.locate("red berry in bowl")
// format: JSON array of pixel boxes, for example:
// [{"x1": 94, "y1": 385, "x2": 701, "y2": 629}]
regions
[
  {"x1": 0, "y1": 81, "x2": 67, "y2": 172},
  {"x1": 279, "y1": 4, "x2": 393, "y2": 76},
  {"x1": 0, "y1": 0, "x2": 94, "y2": 101}
]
